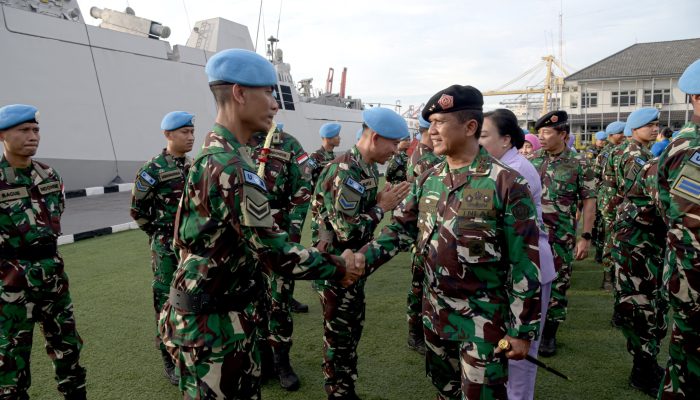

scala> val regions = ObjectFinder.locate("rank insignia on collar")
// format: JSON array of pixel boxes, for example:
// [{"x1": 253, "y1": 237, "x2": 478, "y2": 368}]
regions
[
  {"x1": 344, "y1": 177, "x2": 365, "y2": 194},
  {"x1": 243, "y1": 170, "x2": 268, "y2": 192}
]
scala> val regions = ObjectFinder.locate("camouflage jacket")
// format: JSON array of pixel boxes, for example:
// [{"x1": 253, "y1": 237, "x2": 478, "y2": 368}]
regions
[
  {"x1": 130, "y1": 149, "x2": 191, "y2": 238},
  {"x1": 600, "y1": 141, "x2": 628, "y2": 219},
  {"x1": 163, "y1": 124, "x2": 347, "y2": 347},
  {"x1": 530, "y1": 147, "x2": 596, "y2": 251},
  {"x1": 609, "y1": 139, "x2": 653, "y2": 214},
  {"x1": 657, "y1": 119, "x2": 700, "y2": 321},
  {"x1": 361, "y1": 147, "x2": 541, "y2": 343},
  {"x1": 593, "y1": 142, "x2": 613, "y2": 195},
  {"x1": 306, "y1": 147, "x2": 335, "y2": 188},
  {"x1": 385, "y1": 151, "x2": 408, "y2": 184},
  {"x1": 0, "y1": 157, "x2": 63, "y2": 250},
  {"x1": 584, "y1": 144, "x2": 600, "y2": 163},
  {"x1": 615, "y1": 158, "x2": 665, "y2": 234},
  {"x1": 407, "y1": 142, "x2": 443, "y2": 183},
  {"x1": 248, "y1": 130, "x2": 312, "y2": 243},
  {"x1": 310, "y1": 145, "x2": 382, "y2": 255}
]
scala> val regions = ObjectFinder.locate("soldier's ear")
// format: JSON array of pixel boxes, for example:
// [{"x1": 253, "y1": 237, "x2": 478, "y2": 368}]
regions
[{"x1": 232, "y1": 84, "x2": 246, "y2": 104}]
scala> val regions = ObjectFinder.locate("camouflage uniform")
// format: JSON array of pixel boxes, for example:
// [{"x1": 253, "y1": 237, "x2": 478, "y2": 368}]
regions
[
  {"x1": 600, "y1": 141, "x2": 628, "y2": 272},
  {"x1": 248, "y1": 129, "x2": 312, "y2": 350},
  {"x1": 310, "y1": 145, "x2": 382, "y2": 398},
  {"x1": 592, "y1": 143, "x2": 612, "y2": 260},
  {"x1": 385, "y1": 151, "x2": 408, "y2": 184},
  {"x1": 158, "y1": 124, "x2": 348, "y2": 400},
  {"x1": 130, "y1": 149, "x2": 191, "y2": 351},
  {"x1": 360, "y1": 148, "x2": 541, "y2": 400},
  {"x1": 530, "y1": 147, "x2": 596, "y2": 323},
  {"x1": 405, "y1": 142, "x2": 443, "y2": 341},
  {"x1": 657, "y1": 119, "x2": 700, "y2": 399},
  {"x1": 611, "y1": 158, "x2": 668, "y2": 361},
  {"x1": 307, "y1": 147, "x2": 336, "y2": 188},
  {"x1": 0, "y1": 157, "x2": 86, "y2": 399},
  {"x1": 584, "y1": 143, "x2": 600, "y2": 163}
]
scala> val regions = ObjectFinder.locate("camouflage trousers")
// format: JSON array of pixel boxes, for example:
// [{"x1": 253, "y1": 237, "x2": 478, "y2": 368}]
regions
[
  {"x1": 611, "y1": 227, "x2": 668, "y2": 359},
  {"x1": 407, "y1": 252, "x2": 425, "y2": 335},
  {"x1": 659, "y1": 316, "x2": 700, "y2": 400},
  {"x1": 424, "y1": 328, "x2": 508, "y2": 400},
  {"x1": 601, "y1": 214, "x2": 616, "y2": 274},
  {"x1": 0, "y1": 259, "x2": 86, "y2": 398},
  {"x1": 167, "y1": 334, "x2": 261, "y2": 400},
  {"x1": 545, "y1": 241, "x2": 574, "y2": 323},
  {"x1": 265, "y1": 271, "x2": 295, "y2": 347},
  {"x1": 316, "y1": 279, "x2": 366, "y2": 398},
  {"x1": 592, "y1": 208, "x2": 605, "y2": 261},
  {"x1": 150, "y1": 235, "x2": 178, "y2": 351}
]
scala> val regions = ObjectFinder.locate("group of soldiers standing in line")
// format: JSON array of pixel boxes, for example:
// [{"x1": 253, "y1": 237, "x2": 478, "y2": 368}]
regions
[{"x1": 1, "y1": 46, "x2": 700, "y2": 400}]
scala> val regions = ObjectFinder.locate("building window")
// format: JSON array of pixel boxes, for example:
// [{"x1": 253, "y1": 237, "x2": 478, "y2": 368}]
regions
[
  {"x1": 280, "y1": 85, "x2": 295, "y2": 110},
  {"x1": 273, "y1": 87, "x2": 283, "y2": 109},
  {"x1": 581, "y1": 92, "x2": 597, "y2": 108},
  {"x1": 643, "y1": 89, "x2": 670, "y2": 106},
  {"x1": 611, "y1": 91, "x2": 637, "y2": 107},
  {"x1": 570, "y1": 96, "x2": 578, "y2": 109}
]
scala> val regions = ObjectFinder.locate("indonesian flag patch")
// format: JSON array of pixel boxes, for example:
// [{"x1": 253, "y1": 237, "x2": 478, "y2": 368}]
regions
[{"x1": 296, "y1": 152, "x2": 309, "y2": 164}]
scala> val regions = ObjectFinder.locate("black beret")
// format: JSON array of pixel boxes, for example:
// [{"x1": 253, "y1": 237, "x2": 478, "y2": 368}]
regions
[
  {"x1": 422, "y1": 85, "x2": 483, "y2": 120},
  {"x1": 534, "y1": 110, "x2": 568, "y2": 130}
]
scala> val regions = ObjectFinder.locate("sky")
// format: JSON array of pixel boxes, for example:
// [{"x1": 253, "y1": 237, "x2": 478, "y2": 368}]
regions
[{"x1": 77, "y1": 0, "x2": 698, "y2": 113}]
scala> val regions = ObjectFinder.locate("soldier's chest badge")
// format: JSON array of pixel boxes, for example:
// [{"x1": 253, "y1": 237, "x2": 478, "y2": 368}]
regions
[{"x1": 243, "y1": 170, "x2": 268, "y2": 192}]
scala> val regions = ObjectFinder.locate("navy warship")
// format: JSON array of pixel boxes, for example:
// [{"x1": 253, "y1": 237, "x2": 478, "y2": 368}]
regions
[{"x1": 0, "y1": 0, "x2": 365, "y2": 189}]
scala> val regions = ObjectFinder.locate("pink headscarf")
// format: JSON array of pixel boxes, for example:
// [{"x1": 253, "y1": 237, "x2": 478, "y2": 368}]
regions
[{"x1": 524, "y1": 133, "x2": 541, "y2": 151}]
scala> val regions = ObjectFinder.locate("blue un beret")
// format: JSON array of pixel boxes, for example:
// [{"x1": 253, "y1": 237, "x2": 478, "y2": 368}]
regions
[
  {"x1": 362, "y1": 108, "x2": 409, "y2": 140},
  {"x1": 319, "y1": 122, "x2": 341, "y2": 138},
  {"x1": 624, "y1": 107, "x2": 659, "y2": 137},
  {"x1": 205, "y1": 49, "x2": 277, "y2": 87},
  {"x1": 595, "y1": 131, "x2": 608, "y2": 141},
  {"x1": 418, "y1": 115, "x2": 430, "y2": 129},
  {"x1": 161, "y1": 111, "x2": 195, "y2": 131},
  {"x1": 679, "y1": 58, "x2": 700, "y2": 95},
  {"x1": 0, "y1": 104, "x2": 39, "y2": 130},
  {"x1": 605, "y1": 121, "x2": 626, "y2": 135}
]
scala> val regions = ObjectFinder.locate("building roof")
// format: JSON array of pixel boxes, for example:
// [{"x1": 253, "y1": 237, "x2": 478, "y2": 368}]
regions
[{"x1": 565, "y1": 38, "x2": 700, "y2": 82}]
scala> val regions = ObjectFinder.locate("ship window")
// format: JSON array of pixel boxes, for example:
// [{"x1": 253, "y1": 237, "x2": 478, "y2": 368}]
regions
[
  {"x1": 280, "y1": 85, "x2": 295, "y2": 110},
  {"x1": 273, "y1": 87, "x2": 283, "y2": 109}
]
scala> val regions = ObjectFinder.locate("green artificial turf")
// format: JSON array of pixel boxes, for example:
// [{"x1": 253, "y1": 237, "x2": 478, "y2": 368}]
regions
[{"x1": 26, "y1": 226, "x2": 658, "y2": 399}]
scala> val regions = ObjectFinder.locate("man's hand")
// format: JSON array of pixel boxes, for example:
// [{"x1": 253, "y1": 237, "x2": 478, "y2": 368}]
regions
[
  {"x1": 340, "y1": 249, "x2": 365, "y2": 287},
  {"x1": 574, "y1": 238, "x2": 590, "y2": 260},
  {"x1": 494, "y1": 336, "x2": 531, "y2": 360},
  {"x1": 376, "y1": 181, "x2": 411, "y2": 212}
]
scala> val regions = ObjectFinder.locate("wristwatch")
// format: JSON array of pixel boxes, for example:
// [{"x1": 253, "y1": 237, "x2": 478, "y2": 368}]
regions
[
  {"x1": 372, "y1": 205, "x2": 385, "y2": 220},
  {"x1": 581, "y1": 232, "x2": 592, "y2": 241}
]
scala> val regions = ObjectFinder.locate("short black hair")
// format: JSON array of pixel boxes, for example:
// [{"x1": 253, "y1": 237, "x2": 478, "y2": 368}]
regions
[
  {"x1": 210, "y1": 84, "x2": 234, "y2": 108},
  {"x1": 661, "y1": 127, "x2": 673, "y2": 139},
  {"x1": 454, "y1": 109, "x2": 483, "y2": 138},
  {"x1": 484, "y1": 109, "x2": 525, "y2": 149}
]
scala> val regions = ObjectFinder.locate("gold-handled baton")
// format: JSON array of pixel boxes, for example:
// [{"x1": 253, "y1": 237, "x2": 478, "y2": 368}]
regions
[{"x1": 498, "y1": 339, "x2": 571, "y2": 381}]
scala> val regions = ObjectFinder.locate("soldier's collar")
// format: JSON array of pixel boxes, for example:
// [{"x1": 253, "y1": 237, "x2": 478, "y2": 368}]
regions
[
  {"x1": 350, "y1": 145, "x2": 374, "y2": 176},
  {"x1": 212, "y1": 123, "x2": 243, "y2": 151},
  {"x1": 691, "y1": 113, "x2": 700, "y2": 125}
]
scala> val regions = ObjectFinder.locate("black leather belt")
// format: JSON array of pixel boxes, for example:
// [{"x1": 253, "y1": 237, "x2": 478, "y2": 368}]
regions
[
  {"x1": 169, "y1": 286, "x2": 259, "y2": 314},
  {"x1": 0, "y1": 242, "x2": 58, "y2": 261}
]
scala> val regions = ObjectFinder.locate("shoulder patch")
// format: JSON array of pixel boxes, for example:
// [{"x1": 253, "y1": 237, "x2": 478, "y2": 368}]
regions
[
  {"x1": 672, "y1": 175, "x2": 700, "y2": 202},
  {"x1": 634, "y1": 157, "x2": 646, "y2": 166},
  {"x1": 159, "y1": 170, "x2": 181, "y2": 182},
  {"x1": 140, "y1": 171, "x2": 156, "y2": 185},
  {"x1": 243, "y1": 170, "x2": 268, "y2": 192},
  {"x1": 307, "y1": 158, "x2": 318, "y2": 167},
  {"x1": 338, "y1": 194, "x2": 359, "y2": 210},
  {"x1": 689, "y1": 151, "x2": 700, "y2": 167},
  {"x1": 296, "y1": 152, "x2": 309, "y2": 165},
  {"x1": 37, "y1": 181, "x2": 61, "y2": 195},
  {"x1": 344, "y1": 177, "x2": 365, "y2": 194},
  {"x1": 135, "y1": 179, "x2": 150, "y2": 192}
]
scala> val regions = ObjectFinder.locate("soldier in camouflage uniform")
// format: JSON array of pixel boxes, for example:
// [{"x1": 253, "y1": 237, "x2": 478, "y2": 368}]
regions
[
  {"x1": 657, "y1": 59, "x2": 700, "y2": 400},
  {"x1": 384, "y1": 137, "x2": 410, "y2": 184},
  {"x1": 247, "y1": 123, "x2": 313, "y2": 391},
  {"x1": 157, "y1": 49, "x2": 363, "y2": 400},
  {"x1": 611, "y1": 156, "x2": 668, "y2": 397},
  {"x1": 404, "y1": 114, "x2": 443, "y2": 355},
  {"x1": 130, "y1": 110, "x2": 194, "y2": 385},
  {"x1": 311, "y1": 107, "x2": 411, "y2": 400},
  {"x1": 0, "y1": 104, "x2": 86, "y2": 400},
  {"x1": 594, "y1": 121, "x2": 626, "y2": 284},
  {"x1": 530, "y1": 110, "x2": 596, "y2": 357},
  {"x1": 359, "y1": 85, "x2": 541, "y2": 400},
  {"x1": 307, "y1": 122, "x2": 342, "y2": 188},
  {"x1": 589, "y1": 130, "x2": 608, "y2": 264}
]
